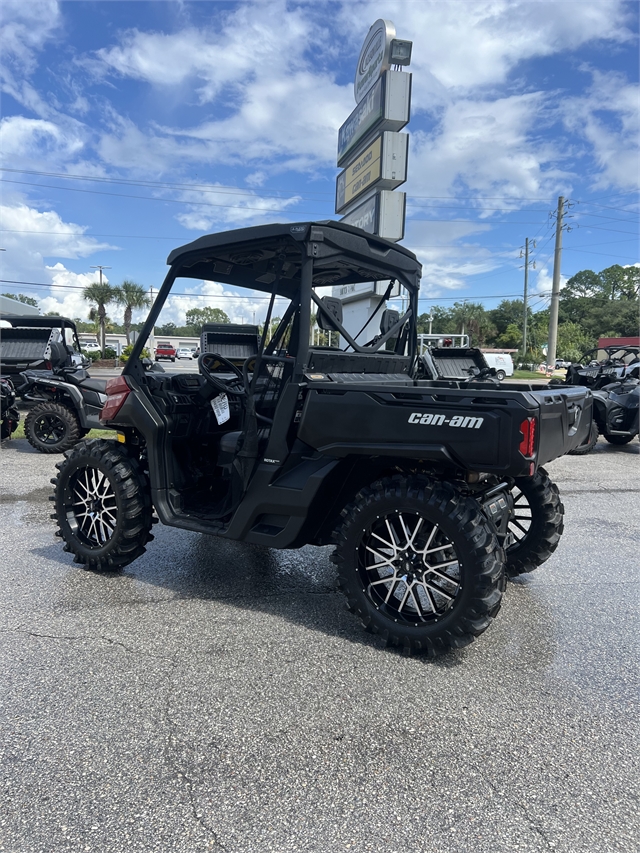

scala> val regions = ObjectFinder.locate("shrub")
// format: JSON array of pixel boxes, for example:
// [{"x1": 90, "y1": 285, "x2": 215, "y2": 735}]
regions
[{"x1": 119, "y1": 344, "x2": 150, "y2": 364}]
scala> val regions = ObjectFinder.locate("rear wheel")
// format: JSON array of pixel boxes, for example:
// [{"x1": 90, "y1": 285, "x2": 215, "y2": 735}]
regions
[
  {"x1": 568, "y1": 421, "x2": 598, "y2": 455},
  {"x1": 505, "y1": 468, "x2": 564, "y2": 577},
  {"x1": 24, "y1": 401, "x2": 80, "y2": 453},
  {"x1": 495, "y1": 369, "x2": 506, "y2": 381},
  {"x1": 602, "y1": 432, "x2": 634, "y2": 445},
  {"x1": 51, "y1": 439, "x2": 154, "y2": 572},
  {"x1": 332, "y1": 476, "x2": 505, "y2": 656}
]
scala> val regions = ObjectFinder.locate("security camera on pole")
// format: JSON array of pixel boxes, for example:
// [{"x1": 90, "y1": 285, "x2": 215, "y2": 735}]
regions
[{"x1": 332, "y1": 19, "x2": 413, "y2": 343}]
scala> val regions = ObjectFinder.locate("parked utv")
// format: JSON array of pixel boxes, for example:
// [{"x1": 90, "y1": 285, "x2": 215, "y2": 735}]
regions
[
  {"x1": 0, "y1": 377, "x2": 20, "y2": 440},
  {"x1": 51, "y1": 222, "x2": 592, "y2": 655},
  {"x1": 553, "y1": 346, "x2": 639, "y2": 454}
]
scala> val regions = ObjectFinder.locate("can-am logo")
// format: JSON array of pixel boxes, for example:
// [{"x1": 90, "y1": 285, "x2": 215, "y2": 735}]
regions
[{"x1": 408, "y1": 412, "x2": 484, "y2": 429}]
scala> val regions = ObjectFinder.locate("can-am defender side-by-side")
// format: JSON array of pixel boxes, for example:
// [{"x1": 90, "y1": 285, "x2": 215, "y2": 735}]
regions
[
  {"x1": 51, "y1": 222, "x2": 592, "y2": 655},
  {"x1": 552, "y1": 347, "x2": 640, "y2": 454}
]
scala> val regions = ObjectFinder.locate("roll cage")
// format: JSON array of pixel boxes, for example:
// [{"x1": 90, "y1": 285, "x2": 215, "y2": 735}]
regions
[{"x1": 123, "y1": 220, "x2": 422, "y2": 383}]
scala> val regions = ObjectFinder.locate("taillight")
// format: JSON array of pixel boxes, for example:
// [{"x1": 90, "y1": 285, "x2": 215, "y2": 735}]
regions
[
  {"x1": 100, "y1": 376, "x2": 131, "y2": 422},
  {"x1": 519, "y1": 416, "x2": 537, "y2": 457}
]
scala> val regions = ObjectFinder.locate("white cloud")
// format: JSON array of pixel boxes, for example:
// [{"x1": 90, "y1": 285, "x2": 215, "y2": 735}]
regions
[
  {"x1": 174, "y1": 184, "x2": 302, "y2": 231},
  {"x1": 0, "y1": 0, "x2": 61, "y2": 116},
  {"x1": 0, "y1": 203, "x2": 115, "y2": 261},
  {"x1": 37, "y1": 264, "x2": 105, "y2": 320},
  {"x1": 562, "y1": 70, "x2": 640, "y2": 191},
  {"x1": 156, "y1": 279, "x2": 289, "y2": 327},
  {"x1": 0, "y1": 116, "x2": 85, "y2": 162},
  {"x1": 339, "y1": 0, "x2": 632, "y2": 101},
  {"x1": 407, "y1": 92, "x2": 568, "y2": 203}
]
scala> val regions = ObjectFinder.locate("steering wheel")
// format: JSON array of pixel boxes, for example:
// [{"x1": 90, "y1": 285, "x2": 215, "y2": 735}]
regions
[{"x1": 198, "y1": 352, "x2": 246, "y2": 397}]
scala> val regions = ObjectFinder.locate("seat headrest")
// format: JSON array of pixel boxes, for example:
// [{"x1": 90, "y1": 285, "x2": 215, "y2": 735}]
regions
[
  {"x1": 48, "y1": 341, "x2": 70, "y2": 368},
  {"x1": 380, "y1": 309, "x2": 400, "y2": 335},
  {"x1": 317, "y1": 296, "x2": 343, "y2": 332}
]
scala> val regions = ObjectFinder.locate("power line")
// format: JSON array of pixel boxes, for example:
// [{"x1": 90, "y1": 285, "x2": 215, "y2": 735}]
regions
[
  {"x1": 0, "y1": 167, "x2": 562, "y2": 203},
  {"x1": 0, "y1": 277, "x2": 548, "y2": 303}
]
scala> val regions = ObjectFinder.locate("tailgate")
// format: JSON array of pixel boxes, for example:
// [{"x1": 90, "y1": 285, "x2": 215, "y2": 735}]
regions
[{"x1": 531, "y1": 385, "x2": 593, "y2": 464}]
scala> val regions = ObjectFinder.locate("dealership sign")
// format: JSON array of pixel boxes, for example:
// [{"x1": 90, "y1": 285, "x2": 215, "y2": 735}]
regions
[
  {"x1": 337, "y1": 70, "x2": 411, "y2": 167},
  {"x1": 354, "y1": 19, "x2": 396, "y2": 104},
  {"x1": 340, "y1": 190, "x2": 406, "y2": 242},
  {"x1": 335, "y1": 132, "x2": 408, "y2": 214},
  {"x1": 335, "y1": 19, "x2": 412, "y2": 242}
]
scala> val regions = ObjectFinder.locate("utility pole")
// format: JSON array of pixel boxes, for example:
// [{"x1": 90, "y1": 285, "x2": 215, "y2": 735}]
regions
[
  {"x1": 520, "y1": 238, "x2": 536, "y2": 363},
  {"x1": 428, "y1": 313, "x2": 433, "y2": 335},
  {"x1": 546, "y1": 196, "x2": 565, "y2": 372},
  {"x1": 90, "y1": 264, "x2": 111, "y2": 287}
]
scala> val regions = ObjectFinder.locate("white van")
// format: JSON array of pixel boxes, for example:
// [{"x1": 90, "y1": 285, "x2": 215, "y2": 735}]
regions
[{"x1": 482, "y1": 352, "x2": 514, "y2": 380}]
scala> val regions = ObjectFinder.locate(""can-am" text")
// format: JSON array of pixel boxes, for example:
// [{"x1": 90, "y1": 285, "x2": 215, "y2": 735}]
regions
[{"x1": 408, "y1": 412, "x2": 484, "y2": 429}]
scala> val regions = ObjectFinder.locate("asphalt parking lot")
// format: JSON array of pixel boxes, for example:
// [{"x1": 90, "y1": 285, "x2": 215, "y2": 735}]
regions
[{"x1": 1, "y1": 435, "x2": 638, "y2": 853}]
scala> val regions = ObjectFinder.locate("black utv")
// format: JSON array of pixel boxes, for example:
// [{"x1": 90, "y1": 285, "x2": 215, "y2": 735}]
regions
[
  {"x1": 554, "y1": 346, "x2": 639, "y2": 454},
  {"x1": 51, "y1": 222, "x2": 592, "y2": 655},
  {"x1": 0, "y1": 315, "x2": 105, "y2": 453}
]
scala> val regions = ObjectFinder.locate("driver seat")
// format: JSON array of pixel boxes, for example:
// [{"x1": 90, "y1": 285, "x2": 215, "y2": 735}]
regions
[{"x1": 217, "y1": 428, "x2": 270, "y2": 464}]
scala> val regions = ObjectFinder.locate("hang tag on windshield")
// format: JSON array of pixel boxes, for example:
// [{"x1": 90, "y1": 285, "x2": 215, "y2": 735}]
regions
[{"x1": 211, "y1": 393, "x2": 230, "y2": 425}]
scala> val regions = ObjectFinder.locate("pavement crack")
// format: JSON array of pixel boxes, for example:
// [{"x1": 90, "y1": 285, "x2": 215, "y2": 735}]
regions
[
  {"x1": 470, "y1": 761, "x2": 556, "y2": 850},
  {"x1": 0, "y1": 628, "x2": 178, "y2": 663}
]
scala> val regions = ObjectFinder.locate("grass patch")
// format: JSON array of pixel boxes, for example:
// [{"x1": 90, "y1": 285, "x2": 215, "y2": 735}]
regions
[
  {"x1": 10, "y1": 420, "x2": 116, "y2": 441},
  {"x1": 513, "y1": 370, "x2": 552, "y2": 381}
]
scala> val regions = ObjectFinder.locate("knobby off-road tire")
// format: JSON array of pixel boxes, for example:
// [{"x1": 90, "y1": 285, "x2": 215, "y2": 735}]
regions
[
  {"x1": 24, "y1": 401, "x2": 81, "y2": 454},
  {"x1": 602, "y1": 432, "x2": 634, "y2": 445},
  {"x1": 331, "y1": 476, "x2": 506, "y2": 656},
  {"x1": 568, "y1": 421, "x2": 598, "y2": 455},
  {"x1": 1, "y1": 418, "x2": 18, "y2": 440},
  {"x1": 505, "y1": 467, "x2": 564, "y2": 577},
  {"x1": 51, "y1": 439, "x2": 154, "y2": 573}
]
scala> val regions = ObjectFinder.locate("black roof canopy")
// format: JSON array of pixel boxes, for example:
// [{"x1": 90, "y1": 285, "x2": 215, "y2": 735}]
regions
[{"x1": 167, "y1": 220, "x2": 422, "y2": 299}]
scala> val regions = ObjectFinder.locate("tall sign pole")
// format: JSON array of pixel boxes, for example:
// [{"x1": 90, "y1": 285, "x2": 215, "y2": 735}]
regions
[
  {"x1": 547, "y1": 196, "x2": 565, "y2": 371},
  {"x1": 335, "y1": 19, "x2": 413, "y2": 242}
]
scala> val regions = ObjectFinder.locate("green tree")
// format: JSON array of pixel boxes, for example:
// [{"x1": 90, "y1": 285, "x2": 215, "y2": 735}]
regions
[
  {"x1": 416, "y1": 305, "x2": 454, "y2": 335},
  {"x1": 185, "y1": 307, "x2": 230, "y2": 336},
  {"x1": 556, "y1": 321, "x2": 593, "y2": 363},
  {"x1": 1, "y1": 292, "x2": 39, "y2": 308},
  {"x1": 450, "y1": 301, "x2": 495, "y2": 347},
  {"x1": 495, "y1": 323, "x2": 523, "y2": 349},
  {"x1": 83, "y1": 282, "x2": 117, "y2": 356},
  {"x1": 114, "y1": 280, "x2": 151, "y2": 345}
]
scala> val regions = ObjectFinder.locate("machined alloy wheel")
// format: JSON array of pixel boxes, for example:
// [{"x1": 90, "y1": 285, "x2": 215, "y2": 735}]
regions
[
  {"x1": 505, "y1": 467, "x2": 564, "y2": 576},
  {"x1": 68, "y1": 466, "x2": 119, "y2": 548},
  {"x1": 359, "y1": 511, "x2": 462, "y2": 623},
  {"x1": 51, "y1": 439, "x2": 154, "y2": 572},
  {"x1": 332, "y1": 476, "x2": 505, "y2": 656}
]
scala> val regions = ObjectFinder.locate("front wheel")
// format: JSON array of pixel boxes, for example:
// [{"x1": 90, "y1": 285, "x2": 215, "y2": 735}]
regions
[
  {"x1": 332, "y1": 476, "x2": 505, "y2": 656},
  {"x1": 24, "y1": 401, "x2": 81, "y2": 453},
  {"x1": 505, "y1": 468, "x2": 564, "y2": 577},
  {"x1": 51, "y1": 439, "x2": 154, "y2": 572}
]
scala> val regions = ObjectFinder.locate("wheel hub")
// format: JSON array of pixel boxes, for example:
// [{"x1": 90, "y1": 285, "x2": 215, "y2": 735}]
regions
[{"x1": 360, "y1": 511, "x2": 462, "y2": 623}]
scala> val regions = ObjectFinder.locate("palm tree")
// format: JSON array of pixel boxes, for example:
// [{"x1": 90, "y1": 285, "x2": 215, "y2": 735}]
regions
[
  {"x1": 83, "y1": 282, "x2": 117, "y2": 356},
  {"x1": 114, "y1": 280, "x2": 151, "y2": 345}
]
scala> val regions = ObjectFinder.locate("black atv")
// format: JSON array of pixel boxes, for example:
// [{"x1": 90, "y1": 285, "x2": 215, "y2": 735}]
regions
[
  {"x1": 51, "y1": 221, "x2": 592, "y2": 655},
  {"x1": 0, "y1": 377, "x2": 20, "y2": 440},
  {"x1": 17, "y1": 341, "x2": 108, "y2": 453},
  {"x1": 554, "y1": 347, "x2": 639, "y2": 454}
]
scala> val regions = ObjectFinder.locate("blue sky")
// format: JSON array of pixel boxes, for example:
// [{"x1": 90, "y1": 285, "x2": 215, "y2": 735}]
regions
[{"x1": 1, "y1": 0, "x2": 638, "y2": 327}]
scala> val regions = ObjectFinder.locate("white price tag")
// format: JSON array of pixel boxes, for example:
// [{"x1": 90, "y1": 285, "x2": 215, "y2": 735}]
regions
[{"x1": 211, "y1": 393, "x2": 230, "y2": 425}]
